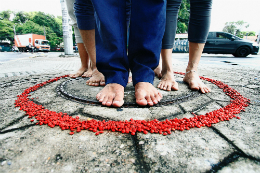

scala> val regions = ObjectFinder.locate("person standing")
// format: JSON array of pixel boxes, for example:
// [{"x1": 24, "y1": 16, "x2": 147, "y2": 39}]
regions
[
  {"x1": 67, "y1": 0, "x2": 105, "y2": 86},
  {"x1": 157, "y1": 0, "x2": 212, "y2": 94},
  {"x1": 75, "y1": 0, "x2": 166, "y2": 107}
]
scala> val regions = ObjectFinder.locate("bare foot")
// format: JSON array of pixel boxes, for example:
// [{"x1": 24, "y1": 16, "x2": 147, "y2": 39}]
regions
[
  {"x1": 183, "y1": 70, "x2": 211, "y2": 93},
  {"x1": 135, "y1": 82, "x2": 162, "y2": 106},
  {"x1": 69, "y1": 66, "x2": 88, "y2": 78},
  {"x1": 96, "y1": 83, "x2": 124, "y2": 107},
  {"x1": 154, "y1": 65, "x2": 162, "y2": 78},
  {"x1": 86, "y1": 69, "x2": 105, "y2": 86},
  {"x1": 82, "y1": 68, "x2": 93, "y2": 78},
  {"x1": 157, "y1": 71, "x2": 178, "y2": 91}
]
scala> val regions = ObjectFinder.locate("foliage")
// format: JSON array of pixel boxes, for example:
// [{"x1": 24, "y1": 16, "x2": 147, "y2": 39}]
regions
[
  {"x1": 0, "y1": 10, "x2": 63, "y2": 48},
  {"x1": 13, "y1": 11, "x2": 29, "y2": 24},
  {"x1": 15, "y1": 20, "x2": 45, "y2": 35},
  {"x1": 248, "y1": 31, "x2": 256, "y2": 36},
  {"x1": 177, "y1": 0, "x2": 190, "y2": 33},
  {"x1": 223, "y1": 20, "x2": 251, "y2": 38},
  {"x1": 0, "y1": 19, "x2": 14, "y2": 42},
  {"x1": 0, "y1": 10, "x2": 12, "y2": 20}
]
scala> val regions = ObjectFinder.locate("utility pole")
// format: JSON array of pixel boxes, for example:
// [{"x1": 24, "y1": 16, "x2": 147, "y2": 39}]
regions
[
  {"x1": 13, "y1": 25, "x2": 16, "y2": 36},
  {"x1": 60, "y1": 0, "x2": 74, "y2": 55},
  {"x1": 44, "y1": 26, "x2": 46, "y2": 38}
]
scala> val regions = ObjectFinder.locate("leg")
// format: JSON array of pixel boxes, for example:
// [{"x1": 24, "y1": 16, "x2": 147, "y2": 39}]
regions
[
  {"x1": 158, "y1": 0, "x2": 181, "y2": 91},
  {"x1": 153, "y1": 57, "x2": 162, "y2": 78},
  {"x1": 74, "y1": 0, "x2": 105, "y2": 86},
  {"x1": 92, "y1": 0, "x2": 128, "y2": 107},
  {"x1": 183, "y1": 42, "x2": 211, "y2": 93},
  {"x1": 66, "y1": 0, "x2": 91, "y2": 78},
  {"x1": 75, "y1": 27, "x2": 92, "y2": 78},
  {"x1": 79, "y1": 29, "x2": 105, "y2": 86},
  {"x1": 128, "y1": 0, "x2": 166, "y2": 106},
  {"x1": 157, "y1": 48, "x2": 178, "y2": 91},
  {"x1": 183, "y1": 0, "x2": 212, "y2": 93},
  {"x1": 69, "y1": 42, "x2": 91, "y2": 78}
]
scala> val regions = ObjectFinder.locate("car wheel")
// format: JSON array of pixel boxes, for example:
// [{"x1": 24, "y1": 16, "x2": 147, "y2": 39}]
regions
[{"x1": 234, "y1": 46, "x2": 250, "y2": 57}]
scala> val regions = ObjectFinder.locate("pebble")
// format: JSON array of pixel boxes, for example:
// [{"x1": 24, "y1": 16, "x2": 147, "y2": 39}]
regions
[
  {"x1": 7, "y1": 161, "x2": 12, "y2": 165},
  {"x1": 1, "y1": 161, "x2": 6, "y2": 166},
  {"x1": 139, "y1": 141, "x2": 145, "y2": 145}
]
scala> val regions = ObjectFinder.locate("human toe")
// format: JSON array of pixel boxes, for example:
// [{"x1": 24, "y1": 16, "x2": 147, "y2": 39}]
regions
[
  {"x1": 97, "y1": 93, "x2": 104, "y2": 102},
  {"x1": 145, "y1": 96, "x2": 154, "y2": 106},
  {"x1": 150, "y1": 95, "x2": 158, "y2": 105},
  {"x1": 100, "y1": 81, "x2": 105, "y2": 86},
  {"x1": 112, "y1": 98, "x2": 124, "y2": 107},
  {"x1": 166, "y1": 84, "x2": 172, "y2": 91},
  {"x1": 189, "y1": 81, "x2": 199, "y2": 91},
  {"x1": 171, "y1": 82, "x2": 179, "y2": 91}
]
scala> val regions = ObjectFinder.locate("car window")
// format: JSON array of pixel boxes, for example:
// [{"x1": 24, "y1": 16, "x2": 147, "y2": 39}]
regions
[
  {"x1": 207, "y1": 32, "x2": 215, "y2": 39},
  {"x1": 216, "y1": 33, "x2": 229, "y2": 39}
]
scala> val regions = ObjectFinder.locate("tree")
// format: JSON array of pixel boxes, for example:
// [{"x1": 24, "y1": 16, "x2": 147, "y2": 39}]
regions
[
  {"x1": 0, "y1": 19, "x2": 14, "y2": 42},
  {"x1": 15, "y1": 20, "x2": 45, "y2": 35},
  {"x1": 223, "y1": 20, "x2": 250, "y2": 38},
  {"x1": 0, "y1": 10, "x2": 64, "y2": 47},
  {"x1": 13, "y1": 11, "x2": 29, "y2": 24},
  {"x1": 0, "y1": 10, "x2": 12, "y2": 20},
  {"x1": 31, "y1": 12, "x2": 62, "y2": 37},
  {"x1": 248, "y1": 31, "x2": 256, "y2": 36},
  {"x1": 177, "y1": 0, "x2": 190, "y2": 33}
]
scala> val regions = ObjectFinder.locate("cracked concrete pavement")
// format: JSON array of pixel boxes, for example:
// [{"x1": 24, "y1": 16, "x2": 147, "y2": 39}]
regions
[{"x1": 0, "y1": 53, "x2": 260, "y2": 172}]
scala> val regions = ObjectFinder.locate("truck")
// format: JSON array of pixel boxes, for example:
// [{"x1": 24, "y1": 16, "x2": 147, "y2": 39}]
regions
[{"x1": 14, "y1": 34, "x2": 50, "y2": 52}]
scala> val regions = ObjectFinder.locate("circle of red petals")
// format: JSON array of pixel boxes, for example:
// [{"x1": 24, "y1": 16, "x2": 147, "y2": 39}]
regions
[{"x1": 14, "y1": 72, "x2": 250, "y2": 135}]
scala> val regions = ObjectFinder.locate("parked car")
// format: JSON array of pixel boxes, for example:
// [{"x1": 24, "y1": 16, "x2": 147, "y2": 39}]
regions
[{"x1": 203, "y1": 32, "x2": 259, "y2": 57}]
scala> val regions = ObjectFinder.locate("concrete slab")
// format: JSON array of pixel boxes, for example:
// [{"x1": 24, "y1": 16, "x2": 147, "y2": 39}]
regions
[
  {"x1": 212, "y1": 105, "x2": 260, "y2": 160},
  {"x1": 1, "y1": 55, "x2": 260, "y2": 172},
  {"x1": 0, "y1": 126, "x2": 138, "y2": 173},
  {"x1": 136, "y1": 128, "x2": 235, "y2": 172}
]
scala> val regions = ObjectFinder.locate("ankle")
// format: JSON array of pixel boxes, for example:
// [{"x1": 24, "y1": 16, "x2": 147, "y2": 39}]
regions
[
  {"x1": 162, "y1": 66, "x2": 173, "y2": 74},
  {"x1": 186, "y1": 67, "x2": 197, "y2": 73}
]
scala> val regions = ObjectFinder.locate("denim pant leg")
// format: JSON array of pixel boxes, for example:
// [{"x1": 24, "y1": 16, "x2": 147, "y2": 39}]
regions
[
  {"x1": 128, "y1": 0, "x2": 166, "y2": 86},
  {"x1": 92, "y1": 0, "x2": 129, "y2": 87}
]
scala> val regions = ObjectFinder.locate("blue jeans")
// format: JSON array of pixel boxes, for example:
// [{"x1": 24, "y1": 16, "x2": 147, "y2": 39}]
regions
[{"x1": 93, "y1": 0, "x2": 166, "y2": 87}]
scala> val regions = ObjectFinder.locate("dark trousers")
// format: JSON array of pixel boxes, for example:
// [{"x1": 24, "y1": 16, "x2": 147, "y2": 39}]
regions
[
  {"x1": 92, "y1": 0, "x2": 166, "y2": 87},
  {"x1": 162, "y1": 0, "x2": 212, "y2": 49}
]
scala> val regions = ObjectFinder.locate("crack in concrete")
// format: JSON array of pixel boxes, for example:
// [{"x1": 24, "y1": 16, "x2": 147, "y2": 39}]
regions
[
  {"x1": 211, "y1": 126, "x2": 260, "y2": 162},
  {"x1": 206, "y1": 152, "x2": 241, "y2": 173},
  {"x1": 0, "y1": 115, "x2": 27, "y2": 132},
  {"x1": 131, "y1": 135, "x2": 151, "y2": 173},
  {"x1": 0, "y1": 124, "x2": 36, "y2": 134}
]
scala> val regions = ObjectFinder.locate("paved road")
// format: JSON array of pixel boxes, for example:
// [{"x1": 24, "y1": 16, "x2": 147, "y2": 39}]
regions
[
  {"x1": 0, "y1": 52, "x2": 62, "y2": 63},
  {"x1": 0, "y1": 52, "x2": 259, "y2": 78},
  {"x1": 172, "y1": 53, "x2": 260, "y2": 68},
  {"x1": 0, "y1": 52, "x2": 79, "y2": 78}
]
